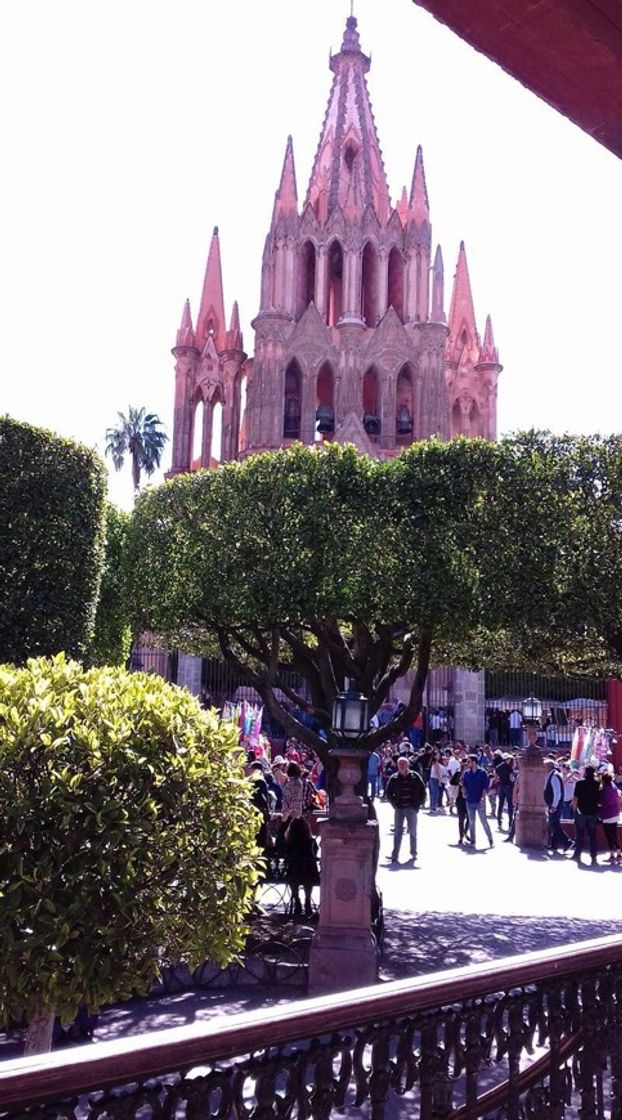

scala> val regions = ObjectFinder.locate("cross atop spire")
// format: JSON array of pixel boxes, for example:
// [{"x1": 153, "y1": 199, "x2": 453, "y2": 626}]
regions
[{"x1": 305, "y1": 15, "x2": 390, "y2": 225}]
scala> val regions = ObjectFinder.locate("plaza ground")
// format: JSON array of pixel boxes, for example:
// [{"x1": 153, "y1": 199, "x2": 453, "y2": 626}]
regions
[{"x1": 2, "y1": 801, "x2": 621, "y2": 1058}]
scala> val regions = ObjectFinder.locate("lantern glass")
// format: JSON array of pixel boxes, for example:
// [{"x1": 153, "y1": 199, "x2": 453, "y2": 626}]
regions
[
  {"x1": 522, "y1": 695, "x2": 542, "y2": 722},
  {"x1": 332, "y1": 687, "x2": 369, "y2": 738}
]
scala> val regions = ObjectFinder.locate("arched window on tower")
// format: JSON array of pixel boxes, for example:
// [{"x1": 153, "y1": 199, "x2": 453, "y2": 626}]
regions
[
  {"x1": 315, "y1": 362, "x2": 334, "y2": 441},
  {"x1": 388, "y1": 247, "x2": 405, "y2": 321},
  {"x1": 283, "y1": 360, "x2": 302, "y2": 440},
  {"x1": 396, "y1": 364, "x2": 415, "y2": 445},
  {"x1": 210, "y1": 395, "x2": 223, "y2": 465},
  {"x1": 327, "y1": 240, "x2": 343, "y2": 327},
  {"x1": 361, "y1": 242, "x2": 378, "y2": 327},
  {"x1": 363, "y1": 367, "x2": 381, "y2": 441},
  {"x1": 238, "y1": 373, "x2": 248, "y2": 453},
  {"x1": 299, "y1": 241, "x2": 316, "y2": 315},
  {"x1": 191, "y1": 397, "x2": 205, "y2": 468}
]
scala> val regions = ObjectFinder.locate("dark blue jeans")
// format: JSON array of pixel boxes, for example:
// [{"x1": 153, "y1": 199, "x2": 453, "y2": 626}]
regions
[
  {"x1": 575, "y1": 812, "x2": 599, "y2": 860},
  {"x1": 548, "y1": 803, "x2": 570, "y2": 850},
  {"x1": 497, "y1": 784, "x2": 514, "y2": 826}
]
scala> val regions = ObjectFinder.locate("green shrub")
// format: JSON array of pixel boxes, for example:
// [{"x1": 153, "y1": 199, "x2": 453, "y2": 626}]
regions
[
  {"x1": 0, "y1": 417, "x2": 107, "y2": 664},
  {"x1": 88, "y1": 504, "x2": 132, "y2": 667},
  {"x1": 0, "y1": 655, "x2": 261, "y2": 1051}
]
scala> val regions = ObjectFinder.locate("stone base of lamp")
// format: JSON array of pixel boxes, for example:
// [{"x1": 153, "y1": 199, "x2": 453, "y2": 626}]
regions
[
  {"x1": 515, "y1": 732, "x2": 548, "y2": 850},
  {"x1": 308, "y1": 818, "x2": 378, "y2": 993}
]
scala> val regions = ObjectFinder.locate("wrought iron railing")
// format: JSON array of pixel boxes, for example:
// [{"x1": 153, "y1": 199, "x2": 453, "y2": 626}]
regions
[{"x1": 2, "y1": 933, "x2": 622, "y2": 1119}]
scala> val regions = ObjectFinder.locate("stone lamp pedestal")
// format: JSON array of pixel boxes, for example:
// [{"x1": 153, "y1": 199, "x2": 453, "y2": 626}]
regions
[
  {"x1": 515, "y1": 724, "x2": 548, "y2": 850},
  {"x1": 308, "y1": 744, "x2": 379, "y2": 993}
]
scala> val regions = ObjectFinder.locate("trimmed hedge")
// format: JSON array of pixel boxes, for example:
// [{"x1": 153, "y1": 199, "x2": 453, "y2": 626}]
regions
[
  {"x1": 0, "y1": 417, "x2": 106, "y2": 664},
  {"x1": 87, "y1": 504, "x2": 132, "y2": 667}
]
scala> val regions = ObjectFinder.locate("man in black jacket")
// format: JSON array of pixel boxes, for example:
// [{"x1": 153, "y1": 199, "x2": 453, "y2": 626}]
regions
[
  {"x1": 385, "y1": 756, "x2": 426, "y2": 864},
  {"x1": 572, "y1": 764, "x2": 601, "y2": 865}
]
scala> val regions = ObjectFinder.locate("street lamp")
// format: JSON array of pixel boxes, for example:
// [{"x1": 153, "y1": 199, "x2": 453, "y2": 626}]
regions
[
  {"x1": 332, "y1": 683, "x2": 369, "y2": 739},
  {"x1": 329, "y1": 681, "x2": 369, "y2": 822},
  {"x1": 515, "y1": 693, "x2": 547, "y2": 850},
  {"x1": 522, "y1": 695, "x2": 543, "y2": 725}
]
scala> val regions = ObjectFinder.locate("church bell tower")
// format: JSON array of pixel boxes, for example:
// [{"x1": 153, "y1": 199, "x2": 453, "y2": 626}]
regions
[{"x1": 169, "y1": 14, "x2": 502, "y2": 471}]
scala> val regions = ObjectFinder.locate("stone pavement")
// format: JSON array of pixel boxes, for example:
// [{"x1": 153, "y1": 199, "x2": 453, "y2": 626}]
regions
[
  {"x1": 373, "y1": 798, "x2": 622, "y2": 980},
  {"x1": 2, "y1": 800, "x2": 621, "y2": 1059}
]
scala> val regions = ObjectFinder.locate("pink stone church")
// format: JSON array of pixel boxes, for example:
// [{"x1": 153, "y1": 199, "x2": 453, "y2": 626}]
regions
[{"x1": 168, "y1": 14, "x2": 502, "y2": 476}]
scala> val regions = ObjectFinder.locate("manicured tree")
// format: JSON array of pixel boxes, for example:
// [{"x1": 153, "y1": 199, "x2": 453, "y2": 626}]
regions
[
  {"x1": 126, "y1": 439, "x2": 572, "y2": 761},
  {"x1": 105, "y1": 406, "x2": 168, "y2": 492},
  {"x1": 0, "y1": 417, "x2": 106, "y2": 665},
  {"x1": 0, "y1": 655, "x2": 261, "y2": 1054},
  {"x1": 87, "y1": 504, "x2": 132, "y2": 667}
]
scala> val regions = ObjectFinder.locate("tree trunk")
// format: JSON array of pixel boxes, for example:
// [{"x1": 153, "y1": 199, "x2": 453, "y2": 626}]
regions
[
  {"x1": 131, "y1": 454, "x2": 141, "y2": 493},
  {"x1": 24, "y1": 1005, "x2": 55, "y2": 1055}
]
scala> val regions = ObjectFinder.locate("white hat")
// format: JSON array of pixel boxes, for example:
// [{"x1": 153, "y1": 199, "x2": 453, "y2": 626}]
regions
[{"x1": 272, "y1": 755, "x2": 286, "y2": 766}]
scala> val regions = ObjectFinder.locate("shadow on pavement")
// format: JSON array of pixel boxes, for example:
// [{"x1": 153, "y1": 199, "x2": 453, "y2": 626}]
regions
[{"x1": 379, "y1": 910, "x2": 622, "y2": 982}]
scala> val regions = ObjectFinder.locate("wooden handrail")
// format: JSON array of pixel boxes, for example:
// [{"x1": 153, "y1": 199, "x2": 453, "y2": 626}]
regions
[
  {"x1": 447, "y1": 1030, "x2": 583, "y2": 1119},
  {"x1": 1, "y1": 932, "x2": 620, "y2": 1110}
]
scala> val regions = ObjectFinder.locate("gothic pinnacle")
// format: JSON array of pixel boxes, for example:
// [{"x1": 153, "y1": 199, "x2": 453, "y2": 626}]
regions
[
  {"x1": 196, "y1": 227, "x2": 226, "y2": 351},
  {"x1": 273, "y1": 135, "x2": 298, "y2": 222},
  {"x1": 409, "y1": 144, "x2": 430, "y2": 225}
]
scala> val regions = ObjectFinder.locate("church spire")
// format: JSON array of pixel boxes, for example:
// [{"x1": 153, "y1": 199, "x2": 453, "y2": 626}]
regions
[
  {"x1": 224, "y1": 300, "x2": 243, "y2": 351},
  {"x1": 409, "y1": 145, "x2": 430, "y2": 226},
  {"x1": 196, "y1": 226, "x2": 226, "y2": 351},
  {"x1": 175, "y1": 298, "x2": 195, "y2": 348},
  {"x1": 448, "y1": 241, "x2": 480, "y2": 362},
  {"x1": 304, "y1": 15, "x2": 391, "y2": 225},
  {"x1": 479, "y1": 314, "x2": 499, "y2": 364},
  {"x1": 272, "y1": 135, "x2": 298, "y2": 223},
  {"x1": 431, "y1": 245, "x2": 445, "y2": 322}
]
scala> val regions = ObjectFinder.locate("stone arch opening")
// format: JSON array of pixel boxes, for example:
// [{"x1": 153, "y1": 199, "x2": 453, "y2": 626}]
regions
[
  {"x1": 327, "y1": 240, "x2": 344, "y2": 327},
  {"x1": 396, "y1": 364, "x2": 415, "y2": 444},
  {"x1": 388, "y1": 246, "x2": 405, "y2": 321},
  {"x1": 315, "y1": 361, "x2": 334, "y2": 441},
  {"x1": 210, "y1": 394, "x2": 223, "y2": 465},
  {"x1": 283, "y1": 360, "x2": 302, "y2": 440},
  {"x1": 191, "y1": 397, "x2": 205, "y2": 467},
  {"x1": 363, "y1": 367, "x2": 381, "y2": 440},
  {"x1": 299, "y1": 240, "x2": 316, "y2": 314},
  {"x1": 361, "y1": 242, "x2": 379, "y2": 327}
]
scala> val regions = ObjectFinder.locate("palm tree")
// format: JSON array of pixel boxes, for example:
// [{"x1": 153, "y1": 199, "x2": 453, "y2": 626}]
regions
[{"x1": 105, "y1": 407, "x2": 168, "y2": 492}]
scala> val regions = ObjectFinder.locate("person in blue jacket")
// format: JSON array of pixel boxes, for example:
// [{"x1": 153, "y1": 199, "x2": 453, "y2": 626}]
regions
[{"x1": 462, "y1": 754, "x2": 494, "y2": 849}]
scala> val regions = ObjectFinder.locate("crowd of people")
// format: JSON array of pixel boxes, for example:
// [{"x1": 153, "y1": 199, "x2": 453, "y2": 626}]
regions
[
  {"x1": 372, "y1": 736, "x2": 622, "y2": 868},
  {"x1": 237, "y1": 707, "x2": 622, "y2": 919},
  {"x1": 246, "y1": 739, "x2": 326, "y2": 917}
]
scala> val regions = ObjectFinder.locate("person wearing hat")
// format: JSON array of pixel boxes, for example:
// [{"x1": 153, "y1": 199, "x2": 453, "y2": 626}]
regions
[
  {"x1": 494, "y1": 752, "x2": 515, "y2": 831},
  {"x1": 543, "y1": 758, "x2": 572, "y2": 853},
  {"x1": 271, "y1": 755, "x2": 288, "y2": 789}
]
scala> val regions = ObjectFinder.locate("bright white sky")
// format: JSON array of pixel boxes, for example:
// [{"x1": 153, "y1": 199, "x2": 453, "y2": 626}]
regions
[{"x1": 1, "y1": 0, "x2": 621, "y2": 510}]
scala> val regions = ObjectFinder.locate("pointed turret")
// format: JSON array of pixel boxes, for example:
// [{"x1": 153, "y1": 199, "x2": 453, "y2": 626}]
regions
[
  {"x1": 196, "y1": 226, "x2": 226, "y2": 351},
  {"x1": 396, "y1": 186, "x2": 409, "y2": 226},
  {"x1": 224, "y1": 300, "x2": 243, "y2": 351},
  {"x1": 447, "y1": 241, "x2": 480, "y2": 363},
  {"x1": 175, "y1": 298, "x2": 195, "y2": 348},
  {"x1": 305, "y1": 15, "x2": 391, "y2": 225},
  {"x1": 272, "y1": 136, "x2": 298, "y2": 224},
  {"x1": 431, "y1": 245, "x2": 445, "y2": 322},
  {"x1": 409, "y1": 145, "x2": 430, "y2": 227},
  {"x1": 479, "y1": 314, "x2": 499, "y2": 364}
]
